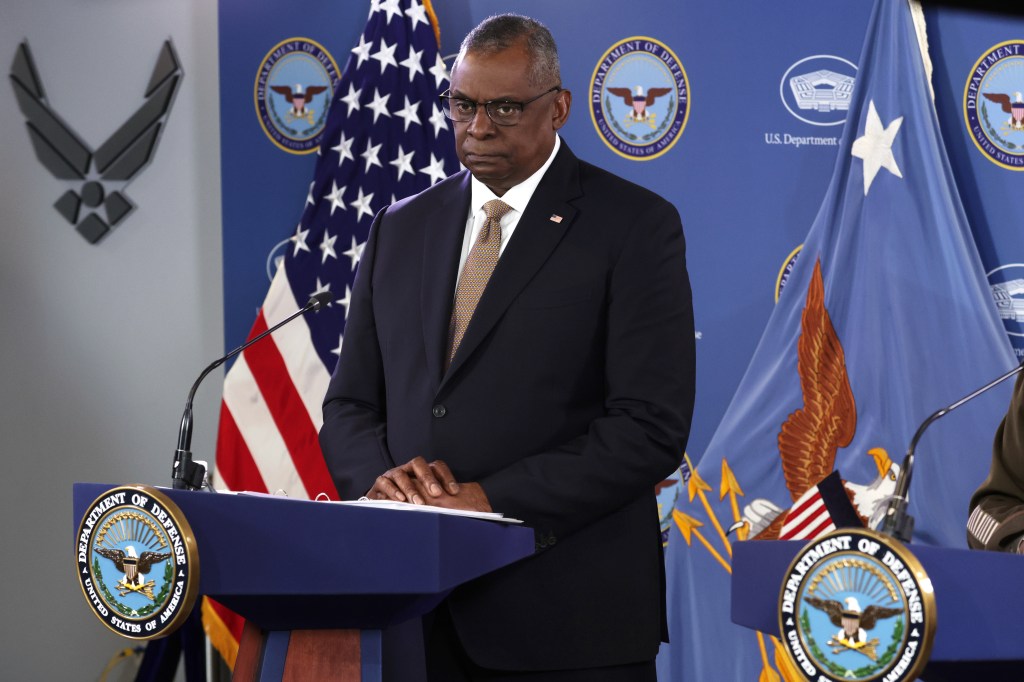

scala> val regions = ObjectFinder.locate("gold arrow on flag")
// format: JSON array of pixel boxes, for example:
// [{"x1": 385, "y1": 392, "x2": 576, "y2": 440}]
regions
[
  {"x1": 720, "y1": 458, "x2": 749, "y2": 541},
  {"x1": 685, "y1": 454, "x2": 733, "y2": 557},
  {"x1": 757, "y1": 631, "x2": 781, "y2": 682},
  {"x1": 672, "y1": 509, "x2": 731, "y2": 573}
]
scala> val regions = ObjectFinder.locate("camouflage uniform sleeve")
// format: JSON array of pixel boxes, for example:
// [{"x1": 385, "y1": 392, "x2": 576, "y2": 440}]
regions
[{"x1": 968, "y1": 371, "x2": 1024, "y2": 553}]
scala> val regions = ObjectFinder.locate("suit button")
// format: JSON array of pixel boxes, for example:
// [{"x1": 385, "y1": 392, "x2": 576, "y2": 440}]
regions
[{"x1": 432, "y1": 405, "x2": 447, "y2": 418}]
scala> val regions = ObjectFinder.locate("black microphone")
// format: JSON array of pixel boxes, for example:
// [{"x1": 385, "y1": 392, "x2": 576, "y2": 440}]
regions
[
  {"x1": 880, "y1": 360, "x2": 1024, "y2": 542},
  {"x1": 172, "y1": 291, "x2": 334, "y2": 490}
]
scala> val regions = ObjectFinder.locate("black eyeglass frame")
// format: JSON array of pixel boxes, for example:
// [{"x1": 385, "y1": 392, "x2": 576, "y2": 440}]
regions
[{"x1": 438, "y1": 86, "x2": 562, "y2": 127}]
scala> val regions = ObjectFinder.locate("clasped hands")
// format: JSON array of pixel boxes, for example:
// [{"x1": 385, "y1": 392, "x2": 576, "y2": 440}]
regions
[{"x1": 368, "y1": 456, "x2": 492, "y2": 513}]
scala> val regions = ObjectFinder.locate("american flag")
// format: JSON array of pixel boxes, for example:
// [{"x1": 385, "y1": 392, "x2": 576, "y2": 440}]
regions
[
  {"x1": 778, "y1": 471, "x2": 863, "y2": 541},
  {"x1": 204, "y1": 0, "x2": 459, "y2": 666}
]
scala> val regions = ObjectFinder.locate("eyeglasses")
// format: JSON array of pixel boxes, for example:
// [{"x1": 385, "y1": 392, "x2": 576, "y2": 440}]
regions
[{"x1": 439, "y1": 86, "x2": 562, "y2": 127}]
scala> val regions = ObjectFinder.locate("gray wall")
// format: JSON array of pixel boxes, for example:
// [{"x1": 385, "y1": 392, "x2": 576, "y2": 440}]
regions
[{"x1": 1, "y1": 1, "x2": 223, "y2": 678}]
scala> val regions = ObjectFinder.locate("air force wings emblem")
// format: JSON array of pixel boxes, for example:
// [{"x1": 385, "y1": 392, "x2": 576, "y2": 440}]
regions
[{"x1": 9, "y1": 41, "x2": 183, "y2": 244}]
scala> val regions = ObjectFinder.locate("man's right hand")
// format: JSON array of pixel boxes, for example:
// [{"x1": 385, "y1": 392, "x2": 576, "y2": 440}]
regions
[{"x1": 368, "y1": 456, "x2": 460, "y2": 504}]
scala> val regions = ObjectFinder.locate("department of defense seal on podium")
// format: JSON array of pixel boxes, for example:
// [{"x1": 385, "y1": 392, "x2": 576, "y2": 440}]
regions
[
  {"x1": 777, "y1": 528, "x2": 935, "y2": 681},
  {"x1": 75, "y1": 485, "x2": 199, "y2": 640}
]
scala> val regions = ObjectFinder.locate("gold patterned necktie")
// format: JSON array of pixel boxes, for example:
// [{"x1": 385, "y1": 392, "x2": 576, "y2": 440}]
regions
[{"x1": 446, "y1": 199, "x2": 513, "y2": 369}]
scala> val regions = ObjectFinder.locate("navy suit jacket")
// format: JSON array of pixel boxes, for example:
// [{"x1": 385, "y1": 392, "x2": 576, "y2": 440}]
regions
[{"x1": 320, "y1": 143, "x2": 695, "y2": 670}]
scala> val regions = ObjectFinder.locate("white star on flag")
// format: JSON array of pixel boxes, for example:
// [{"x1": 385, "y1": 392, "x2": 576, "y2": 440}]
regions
[
  {"x1": 428, "y1": 104, "x2": 448, "y2": 138},
  {"x1": 343, "y1": 236, "x2": 365, "y2": 271},
  {"x1": 340, "y1": 84, "x2": 362, "y2": 116},
  {"x1": 292, "y1": 225, "x2": 310, "y2": 256},
  {"x1": 378, "y1": 0, "x2": 403, "y2": 23},
  {"x1": 366, "y1": 88, "x2": 392, "y2": 123},
  {"x1": 338, "y1": 285, "x2": 353, "y2": 319},
  {"x1": 331, "y1": 132, "x2": 355, "y2": 165},
  {"x1": 361, "y1": 140, "x2": 383, "y2": 171},
  {"x1": 351, "y1": 35, "x2": 373, "y2": 69},
  {"x1": 394, "y1": 96, "x2": 421, "y2": 131},
  {"x1": 400, "y1": 47, "x2": 424, "y2": 82},
  {"x1": 429, "y1": 52, "x2": 449, "y2": 88},
  {"x1": 324, "y1": 181, "x2": 347, "y2": 215},
  {"x1": 371, "y1": 40, "x2": 398, "y2": 74},
  {"x1": 405, "y1": 1, "x2": 429, "y2": 30},
  {"x1": 419, "y1": 152, "x2": 447, "y2": 184},
  {"x1": 320, "y1": 230, "x2": 338, "y2": 263},
  {"x1": 851, "y1": 100, "x2": 903, "y2": 196},
  {"x1": 390, "y1": 145, "x2": 416, "y2": 180},
  {"x1": 311, "y1": 277, "x2": 332, "y2": 304},
  {"x1": 350, "y1": 187, "x2": 376, "y2": 222}
]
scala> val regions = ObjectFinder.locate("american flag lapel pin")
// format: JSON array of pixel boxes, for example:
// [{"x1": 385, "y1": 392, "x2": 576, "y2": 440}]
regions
[{"x1": 549, "y1": 214, "x2": 563, "y2": 223}]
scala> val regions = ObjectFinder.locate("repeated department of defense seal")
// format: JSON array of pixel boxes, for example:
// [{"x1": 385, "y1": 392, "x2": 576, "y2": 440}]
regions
[
  {"x1": 778, "y1": 529, "x2": 935, "y2": 682},
  {"x1": 964, "y1": 41, "x2": 1024, "y2": 170},
  {"x1": 76, "y1": 485, "x2": 199, "y2": 640},
  {"x1": 590, "y1": 37, "x2": 689, "y2": 160},
  {"x1": 775, "y1": 244, "x2": 803, "y2": 303},
  {"x1": 254, "y1": 38, "x2": 340, "y2": 154},
  {"x1": 987, "y1": 263, "x2": 1024, "y2": 360}
]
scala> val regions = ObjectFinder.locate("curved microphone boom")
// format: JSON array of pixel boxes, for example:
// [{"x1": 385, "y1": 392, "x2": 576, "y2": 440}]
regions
[
  {"x1": 880, "y1": 360, "x2": 1024, "y2": 542},
  {"x1": 172, "y1": 291, "x2": 334, "y2": 490}
]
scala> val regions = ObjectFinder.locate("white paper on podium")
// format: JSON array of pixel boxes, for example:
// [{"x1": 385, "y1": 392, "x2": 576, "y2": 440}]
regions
[
  {"x1": 336, "y1": 498, "x2": 524, "y2": 524},
  {"x1": 232, "y1": 491, "x2": 523, "y2": 524}
]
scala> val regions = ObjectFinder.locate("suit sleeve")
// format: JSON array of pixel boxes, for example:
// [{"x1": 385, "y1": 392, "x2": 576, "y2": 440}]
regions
[
  {"x1": 968, "y1": 370, "x2": 1024, "y2": 553},
  {"x1": 479, "y1": 199, "x2": 695, "y2": 542},
  {"x1": 319, "y1": 209, "x2": 394, "y2": 499}
]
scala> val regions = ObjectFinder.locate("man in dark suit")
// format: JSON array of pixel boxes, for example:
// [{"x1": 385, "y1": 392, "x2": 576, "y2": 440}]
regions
[{"x1": 320, "y1": 13, "x2": 694, "y2": 681}]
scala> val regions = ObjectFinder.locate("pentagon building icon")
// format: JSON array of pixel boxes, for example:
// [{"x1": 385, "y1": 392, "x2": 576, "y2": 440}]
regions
[{"x1": 789, "y1": 69, "x2": 855, "y2": 113}]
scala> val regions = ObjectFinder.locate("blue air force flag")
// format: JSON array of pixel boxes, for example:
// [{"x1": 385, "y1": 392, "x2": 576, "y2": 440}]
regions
[{"x1": 658, "y1": 0, "x2": 1017, "y2": 679}]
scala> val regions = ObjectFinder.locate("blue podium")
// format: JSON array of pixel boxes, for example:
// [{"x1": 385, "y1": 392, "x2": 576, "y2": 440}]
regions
[
  {"x1": 73, "y1": 483, "x2": 535, "y2": 682},
  {"x1": 731, "y1": 539, "x2": 1024, "y2": 681}
]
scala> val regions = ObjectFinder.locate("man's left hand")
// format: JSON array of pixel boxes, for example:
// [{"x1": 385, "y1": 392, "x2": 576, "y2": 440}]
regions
[{"x1": 419, "y1": 481, "x2": 493, "y2": 513}]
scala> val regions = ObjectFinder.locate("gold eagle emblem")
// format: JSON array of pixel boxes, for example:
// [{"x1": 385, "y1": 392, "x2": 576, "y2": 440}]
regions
[{"x1": 743, "y1": 258, "x2": 897, "y2": 540}]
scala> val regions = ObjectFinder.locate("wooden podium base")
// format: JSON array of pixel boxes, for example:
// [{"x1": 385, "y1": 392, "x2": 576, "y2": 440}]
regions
[{"x1": 233, "y1": 622, "x2": 381, "y2": 682}]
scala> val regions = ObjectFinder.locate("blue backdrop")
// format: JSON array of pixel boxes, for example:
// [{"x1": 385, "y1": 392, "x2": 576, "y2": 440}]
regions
[{"x1": 218, "y1": 1, "x2": 1024, "y2": 678}]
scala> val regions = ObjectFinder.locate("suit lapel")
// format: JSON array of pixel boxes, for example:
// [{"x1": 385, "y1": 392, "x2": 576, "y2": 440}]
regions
[
  {"x1": 421, "y1": 171, "x2": 472, "y2": 386},
  {"x1": 440, "y1": 145, "x2": 582, "y2": 387}
]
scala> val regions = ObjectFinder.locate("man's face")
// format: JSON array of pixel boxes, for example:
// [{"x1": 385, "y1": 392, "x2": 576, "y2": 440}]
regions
[{"x1": 449, "y1": 42, "x2": 570, "y2": 196}]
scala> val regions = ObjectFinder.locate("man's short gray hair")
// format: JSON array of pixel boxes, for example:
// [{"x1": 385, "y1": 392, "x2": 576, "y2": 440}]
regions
[{"x1": 457, "y1": 14, "x2": 561, "y2": 88}]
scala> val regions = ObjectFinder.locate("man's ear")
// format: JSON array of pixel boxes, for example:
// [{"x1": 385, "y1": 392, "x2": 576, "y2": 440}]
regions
[{"x1": 552, "y1": 89, "x2": 572, "y2": 131}]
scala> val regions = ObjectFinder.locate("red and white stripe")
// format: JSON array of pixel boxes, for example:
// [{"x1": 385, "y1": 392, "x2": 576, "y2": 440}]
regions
[
  {"x1": 212, "y1": 265, "x2": 338, "y2": 501},
  {"x1": 779, "y1": 486, "x2": 836, "y2": 540}
]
